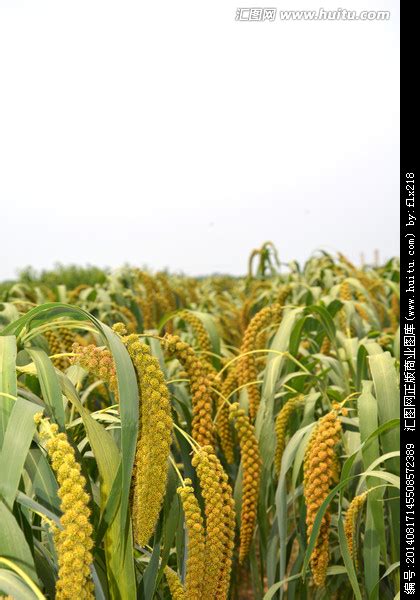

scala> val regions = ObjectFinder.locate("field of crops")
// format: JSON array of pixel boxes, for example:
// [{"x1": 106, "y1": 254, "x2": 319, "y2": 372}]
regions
[{"x1": 0, "y1": 248, "x2": 400, "y2": 600}]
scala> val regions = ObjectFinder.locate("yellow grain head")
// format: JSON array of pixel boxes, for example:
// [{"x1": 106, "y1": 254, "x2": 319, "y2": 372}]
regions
[
  {"x1": 115, "y1": 304, "x2": 138, "y2": 333},
  {"x1": 303, "y1": 410, "x2": 342, "y2": 587},
  {"x1": 274, "y1": 395, "x2": 304, "y2": 475},
  {"x1": 71, "y1": 343, "x2": 119, "y2": 399},
  {"x1": 191, "y1": 445, "x2": 236, "y2": 599},
  {"x1": 319, "y1": 336, "x2": 331, "y2": 355},
  {"x1": 389, "y1": 293, "x2": 400, "y2": 331},
  {"x1": 136, "y1": 270, "x2": 157, "y2": 329},
  {"x1": 338, "y1": 281, "x2": 352, "y2": 335},
  {"x1": 38, "y1": 421, "x2": 94, "y2": 600},
  {"x1": 178, "y1": 310, "x2": 212, "y2": 362},
  {"x1": 44, "y1": 328, "x2": 73, "y2": 370},
  {"x1": 215, "y1": 368, "x2": 237, "y2": 464},
  {"x1": 177, "y1": 479, "x2": 205, "y2": 600},
  {"x1": 278, "y1": 284, "x2": 292, "y2": 306},
  {"x1": 238, "y1": 304, "x2": 282, "y2": 420},
  {"x1": 339, "y1": 281, "x2": 352, "y2": 302},
  {"x1": 165, "y1": 567, "x2": 187, "y2": 600},
  {"x1": 68, "y1": 284, "x2": 90, "y2": 303},
  {"x1": 355, "y1": 303, "x2": 370, "y2": 323},
  {"x1": 344, "y1": 492, "x2": 368, "y2": 562},
  {"x1": 229, "y1": 403, "x2": 262, "y2": 563},
  {"x1": 163, "y1": 334, "x2": 215, "y2": 447},
  {"x1": 122, "y1": 333, "x2": 173, "y2": 547}
]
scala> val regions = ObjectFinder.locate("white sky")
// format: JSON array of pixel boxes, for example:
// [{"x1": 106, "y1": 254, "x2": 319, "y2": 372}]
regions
[{"x1": 0, "y1": 0, "x2": 399, "y2": 278}]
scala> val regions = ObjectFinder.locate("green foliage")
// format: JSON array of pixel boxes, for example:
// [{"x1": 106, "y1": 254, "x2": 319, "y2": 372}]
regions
[
  {"x1": 0, "y1": 250, "x2": 400, "y2": 599},
  {"x1": 0, "y1": 264, "x2": 108, "y2": 301}
]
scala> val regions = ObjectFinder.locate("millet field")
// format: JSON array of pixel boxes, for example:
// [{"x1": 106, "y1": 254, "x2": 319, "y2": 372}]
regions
[{"x1": 0, "y1": 245, "x2": 400, "y2": 600}]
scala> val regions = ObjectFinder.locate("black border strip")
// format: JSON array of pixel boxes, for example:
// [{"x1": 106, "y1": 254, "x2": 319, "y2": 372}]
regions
[{"x1": 400, "y1": 4, "x2": 416, "y2": 587}]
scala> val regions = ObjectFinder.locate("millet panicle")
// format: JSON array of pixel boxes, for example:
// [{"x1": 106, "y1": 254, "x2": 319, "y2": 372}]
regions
[
  {"x1": 191, "y1": 445, "x2": 236, "y2": 600},
  {"x1": 237, "y1": 304, "x2": 282, "y2": 420},
  {"x1": 163, "y1": 334, "x2": 215, "y2": 447},
  {"x1": 120, "y1": 330, "x2": 173, "y2": 547},
  {"x1": 229, "y1": 402, "x2": 262, "y2": 563},
  {"x1": 36, "y1": 415, "x2": 95, "y2": 600},
  {"x1": 303, "y1": 409, "x2": 342, "y2": 587},
  {"x1": 344, "y1": 491, "x2": 368, "y2": 562},
  {"x1": 274, "y1": 395, "x2": 304, "y2": 475},
  {"x1": 177, "y1": 479, "x2": 206, "y2": 600}
]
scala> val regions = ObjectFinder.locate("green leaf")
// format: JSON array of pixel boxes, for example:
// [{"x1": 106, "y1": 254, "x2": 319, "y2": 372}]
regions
[
  {"x1": 368, "y1": 352, "x2": 400, "y2": 567},
  {"x1": 25, "y1": 449, "x2": 60, "y2": 514},
  {"x1": 16, "y1": 491, "x2": 61, "y2": 527},
  {"x1": 368, "y1": 353, "x2": 400, "y2": 472},
  {"x1": 0, "y1": 501, "x2": 39, "y2": 583},
  {"x1": 59, "y1": 375, "x2": 136, "y2": 600},
  {"x1": 338, "y1": 517, "x2": 363, "y2": 600},
  {"x1": 0, "y1": 397, "x2": 39, "y2": 508},
  {"x1": 306, "y1": 304, "x2": 336, "y2": 342},
  {"x1": 0, "y1": 336, "x2": 17, "y2": 449},
  {"x1": 263, "y1": 566, "x2": 347, "y2": 600},
  {"x1": 4, "y1": 304, "x2": 138, "y2": 597},
  {"x1": 275, "y1": 423, "x2": 314, "y2": 598},
  {"x1": 142, "y1": 532, "x2": 162, "y2": 599},
  {"x1": 0, "y1": 569, "x2": 40, "y2": 600},
  {"x1": 358, "y1": 380, "x2": 385, "y2": 599},
  {"x1": 369, "y1": 562, "x2": 400, "y2": 600},
  {"x1": 158, "y1": 493, "x2": 180, "y2": 579},
  {"x1": 27, "y1": 348, "x2": 65, "y2": 428},
  {"x1": 99, "y1": 324, "x2": 138, "y2": 535}
]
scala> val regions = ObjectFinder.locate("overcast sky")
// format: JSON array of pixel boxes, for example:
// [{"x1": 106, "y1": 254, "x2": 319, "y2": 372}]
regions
[{"x1": 0, "y1": 0, "x2": 399, "y2": 279}]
